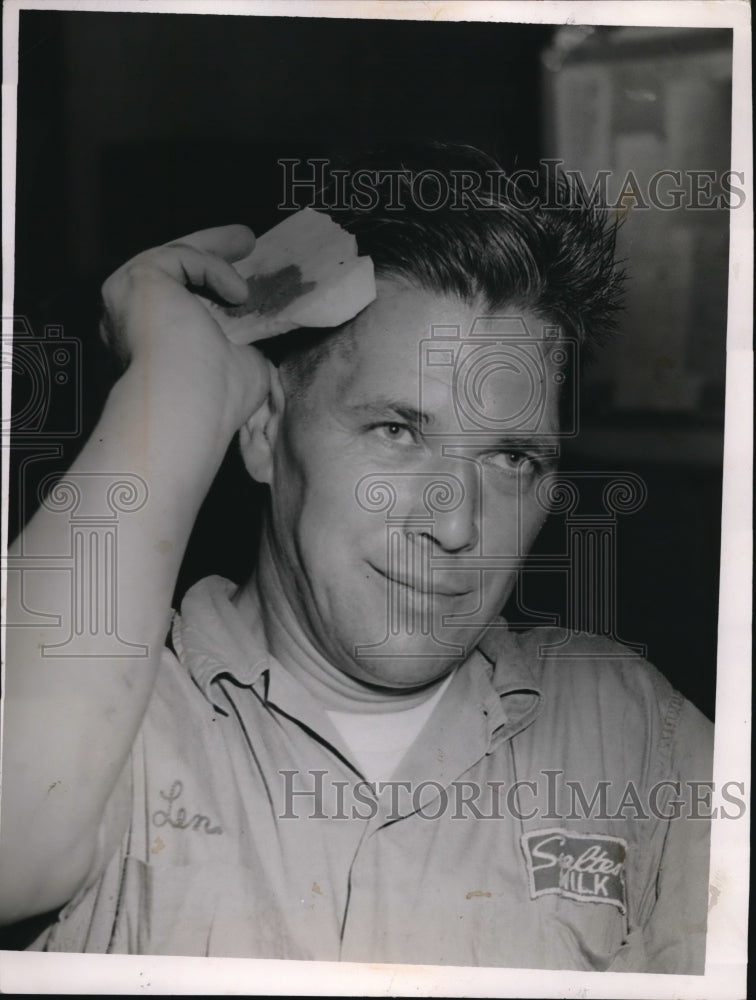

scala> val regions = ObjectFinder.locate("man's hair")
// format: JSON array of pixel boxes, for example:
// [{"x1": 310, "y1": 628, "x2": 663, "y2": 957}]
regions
[{"x1": 264, "y1": 142, "x2": 624, "y2": 390}]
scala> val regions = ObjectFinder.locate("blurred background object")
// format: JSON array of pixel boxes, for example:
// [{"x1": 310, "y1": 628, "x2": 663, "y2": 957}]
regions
[
  {"x1": 543, "y1": 24, "x2": 731, "y2": 430},
  {"x1": 539, "y1": 25, "x2": 732, "y2": 717}
]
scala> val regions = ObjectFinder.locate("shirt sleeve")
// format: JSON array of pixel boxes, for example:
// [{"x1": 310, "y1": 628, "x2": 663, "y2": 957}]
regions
[{"x1": 640, "y1": 696, "x2": 714, "y2": 974}]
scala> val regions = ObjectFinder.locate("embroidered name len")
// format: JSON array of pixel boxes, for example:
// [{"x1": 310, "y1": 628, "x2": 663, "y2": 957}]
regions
[
  {"x1": 521, "y1": 828, "x2": 627, "y2": 913},
  {"x1": 152, "y1": 780, "x2": 223, "y2": 835}
]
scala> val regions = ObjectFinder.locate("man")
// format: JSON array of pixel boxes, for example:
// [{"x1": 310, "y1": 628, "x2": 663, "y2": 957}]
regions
[{"x1": 0, "y1": 145, "x2": 711, "y2": 970}]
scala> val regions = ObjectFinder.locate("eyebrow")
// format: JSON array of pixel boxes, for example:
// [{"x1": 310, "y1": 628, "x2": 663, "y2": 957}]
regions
[
  {"x1": 346, "y1": 400, "x2": 560, "y2": 449},
  {"x1": 486, "y1": 434, "x2": 560, "y2": 453},
  {"x1": 345, "y1": 398, "x2": 433, "y2": 428}
]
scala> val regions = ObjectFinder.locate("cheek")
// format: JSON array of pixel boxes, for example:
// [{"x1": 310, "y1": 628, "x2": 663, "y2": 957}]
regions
[
  {"x1": 524, "y1": 489, "x2": 550, "y2": 536},
  {"x1": 478, "y1": 490, "x2": 547, "y2": 589},
  {"x1": 272, "y1": 435, "x2": 364, "y2": 558},
  {"x1": 269, "y1": 420, "x2": 317, "y2": 553},
  {"x1": 480, "y1": 487, "x2": 535, "y2": 551},
  {"x1": 513, "y1": 499, "x2": 549, "y2": 560}
]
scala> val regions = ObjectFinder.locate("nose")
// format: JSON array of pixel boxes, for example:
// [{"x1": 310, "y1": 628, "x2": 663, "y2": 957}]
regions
[{"x1": 413, "y1": 459, "x2": 480, "y2": 553}]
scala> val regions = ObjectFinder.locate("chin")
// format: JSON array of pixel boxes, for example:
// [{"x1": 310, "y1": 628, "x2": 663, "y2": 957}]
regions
[
  {"x1": 351, "y1": 645, "x2": 469, "y2": 690},
  {"x1": 335, "y1": 601, "x2": 488, "y2": 687}
]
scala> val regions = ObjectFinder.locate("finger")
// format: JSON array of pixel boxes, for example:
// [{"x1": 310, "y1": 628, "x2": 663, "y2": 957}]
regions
[
  {"x1": 222, "y1": 313, "x2": 299, "y2": 346},
  {"x1": 151, "y1": 244, "x2": 250, "y2": 304},
  {"x1": 164, "y1": 224, "x2": 255, "y2": 264},
  {"x1": 233, "y1": 344, "x2": 275, "y2": 415}
]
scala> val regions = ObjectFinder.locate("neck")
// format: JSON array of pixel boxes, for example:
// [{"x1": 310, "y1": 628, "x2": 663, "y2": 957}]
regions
[{"x1": 235, "y1": 526, "x2": 450, "y2": 712}]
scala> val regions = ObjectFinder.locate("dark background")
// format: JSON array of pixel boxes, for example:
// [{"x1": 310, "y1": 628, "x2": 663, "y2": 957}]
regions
[{"x1": 10, "y1": 10, "x2": 725, "y2": 720}]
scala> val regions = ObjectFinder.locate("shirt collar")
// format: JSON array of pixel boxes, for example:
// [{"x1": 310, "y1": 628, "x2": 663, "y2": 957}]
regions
[
  {"x1": 476, "y1": 621, "x2": 544, "y2": 746},
  {"x1": 172, "y1": 575, "x2": 271, "y2": 710},
  {"x1": 173, "y1": 576, "x2": 543, "y2": 743}
]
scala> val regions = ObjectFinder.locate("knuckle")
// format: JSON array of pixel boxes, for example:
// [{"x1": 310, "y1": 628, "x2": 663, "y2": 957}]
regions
[
  {"x1": 100, "y1": 267, "x2": 125, "y2": 302},
  {"x1": 100, "y1": 276, "x2": 114, "y2": 304},
  {"x1": 124, "y1": 259, "x2": 151, "y2": 281},
  {"x1": 121, "y1": 255, "x2": 165, "y2": 289},
  {"x1": 98, "y1": 317, "x2": 114, "y2": 348}
]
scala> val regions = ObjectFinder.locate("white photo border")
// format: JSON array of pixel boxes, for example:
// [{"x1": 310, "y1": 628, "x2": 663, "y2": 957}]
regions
[{"x1": 1, "y1": 1, "x2": 751, "y2": 997}]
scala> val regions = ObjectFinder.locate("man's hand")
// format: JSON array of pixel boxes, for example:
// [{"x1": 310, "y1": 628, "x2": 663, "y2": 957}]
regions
[{"x1": 100, "y1": 224, "x2": 273, "y2": 438}]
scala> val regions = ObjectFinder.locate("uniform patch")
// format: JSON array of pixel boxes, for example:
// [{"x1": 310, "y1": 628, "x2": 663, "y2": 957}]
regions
[{"x1": 521, "y1": 828, "x2": 627, "y2": 913}]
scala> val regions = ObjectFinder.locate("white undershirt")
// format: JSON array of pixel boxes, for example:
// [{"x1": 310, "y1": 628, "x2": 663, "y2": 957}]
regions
[{"x1": 326, "y1": 669, "x2": 456, "y2": 783}]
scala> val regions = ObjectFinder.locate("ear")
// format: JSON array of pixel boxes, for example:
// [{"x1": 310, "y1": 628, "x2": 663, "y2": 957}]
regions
[{"x1": 238, "y1": 363, "x2": 285, "y2": 485}]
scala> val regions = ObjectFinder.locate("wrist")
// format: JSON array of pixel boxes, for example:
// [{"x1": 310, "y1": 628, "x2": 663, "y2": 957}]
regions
[{"x1": 104, "y1": 363, "x2": 237, "y2": 491}]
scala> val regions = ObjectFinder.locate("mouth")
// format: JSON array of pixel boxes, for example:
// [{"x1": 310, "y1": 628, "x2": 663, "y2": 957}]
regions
[{"x1": 369, "y1": 563, "x2": 473, "y2": 599}]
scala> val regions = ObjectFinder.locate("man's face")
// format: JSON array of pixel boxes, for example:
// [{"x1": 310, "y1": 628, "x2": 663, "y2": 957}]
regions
[{"x1": 266, "y1": 277, "x2": 561, "y2": 689}]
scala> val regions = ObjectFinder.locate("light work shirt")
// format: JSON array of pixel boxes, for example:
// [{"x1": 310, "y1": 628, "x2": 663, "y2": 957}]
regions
[{"x1": 33, "y1": 576, "x2": 712, "y2": 971}]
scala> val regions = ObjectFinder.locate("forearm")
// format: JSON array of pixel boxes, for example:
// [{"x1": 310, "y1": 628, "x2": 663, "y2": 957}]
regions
[{"x1": 0, "y1": 363, "x2": 235, "y2": 923}]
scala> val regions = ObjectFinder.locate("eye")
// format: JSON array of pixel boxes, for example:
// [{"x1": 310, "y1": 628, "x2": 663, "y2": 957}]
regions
[
  {"x1": 486, "y1": 450, "x2": 540, "y2": 476},
  {"x1": 373, "y1": 422, "x2": 415, "y2": 444},
  {"x1": 506, "y1": 450, "x2": 533, "y2": 467}
]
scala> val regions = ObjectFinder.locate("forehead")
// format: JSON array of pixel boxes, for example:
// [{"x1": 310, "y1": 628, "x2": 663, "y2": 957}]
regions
[{"x1": 317, "y1": 278, "x2": 562, "y2": 434}]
